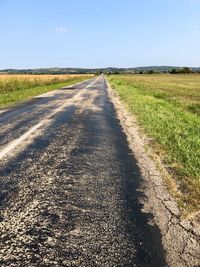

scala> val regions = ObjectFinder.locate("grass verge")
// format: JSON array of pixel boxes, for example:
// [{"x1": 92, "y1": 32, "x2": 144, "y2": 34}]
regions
[
  {"x1": 108, "y1": 74, "x2": 200, "y2": 216},
  {"x1": 0, "y1": 76, "x2": 91, "y2": 108}
]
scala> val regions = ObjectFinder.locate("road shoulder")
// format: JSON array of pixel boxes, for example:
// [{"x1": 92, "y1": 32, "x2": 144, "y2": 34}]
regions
[{"x1": 106, "y1": 79, "x2": 200, "y2": 267}]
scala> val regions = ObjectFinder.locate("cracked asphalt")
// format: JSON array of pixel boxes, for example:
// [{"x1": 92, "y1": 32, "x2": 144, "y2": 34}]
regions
[{"x1": 0, "y1": 77, "x2": 168, "y2": 267}]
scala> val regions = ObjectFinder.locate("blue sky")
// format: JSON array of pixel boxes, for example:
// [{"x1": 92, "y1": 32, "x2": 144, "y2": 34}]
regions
[{"x1": 0, "y1": 0, "x2": 200, "y2": 68}]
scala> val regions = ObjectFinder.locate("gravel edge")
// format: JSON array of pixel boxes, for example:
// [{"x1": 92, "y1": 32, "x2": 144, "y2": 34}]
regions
[{"x1": 106, "y1": 79, "x2": 200, "y2": 267}]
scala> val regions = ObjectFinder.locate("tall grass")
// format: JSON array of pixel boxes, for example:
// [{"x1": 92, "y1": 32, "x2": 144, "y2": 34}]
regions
[{"x1": 108, "y1": 74, "x2": 200, "y2": 214}]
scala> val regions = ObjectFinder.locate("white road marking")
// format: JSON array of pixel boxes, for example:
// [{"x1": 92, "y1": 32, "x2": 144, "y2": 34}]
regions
[
  {"x1": 0, "y1": 110, "x2": 7, "y2": 114},
  {"x1": 0, "y1": 79, "x2": 97, "y2": 161},
  {"x1": 0, "y1": 122, "x2": 43, "y2": 160}
]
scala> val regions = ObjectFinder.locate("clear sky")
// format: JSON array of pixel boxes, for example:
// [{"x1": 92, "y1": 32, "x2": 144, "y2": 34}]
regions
[{"x1": 0, "y1": 0, "x2": 200, "y2": 69}]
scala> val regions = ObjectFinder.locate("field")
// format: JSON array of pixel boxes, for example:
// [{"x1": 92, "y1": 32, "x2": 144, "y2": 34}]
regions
[
  {"x1": 0, "y1": 74, "x2": 93, "y2": 108},
  {"x1": 108, "y1": 74, "x2": 200, "y2": 215}
]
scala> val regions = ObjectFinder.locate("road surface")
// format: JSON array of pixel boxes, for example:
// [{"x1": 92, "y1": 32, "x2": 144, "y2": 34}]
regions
[{"x1": 0, "y1": 77, "x2": 167, "y2": 266}]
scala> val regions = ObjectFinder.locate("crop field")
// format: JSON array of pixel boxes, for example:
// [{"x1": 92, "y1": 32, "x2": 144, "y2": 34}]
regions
[
  {"x1": 108, "y1": 74, "x2": 200, "y2": 215},
  {"x1": 0, "y1": 74, "x2": 93, "y2": 108}
]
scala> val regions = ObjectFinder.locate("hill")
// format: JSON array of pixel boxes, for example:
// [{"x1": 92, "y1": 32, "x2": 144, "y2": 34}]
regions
[{"x1": 0, "y1": 66, "x2": 200, "y2": 75}]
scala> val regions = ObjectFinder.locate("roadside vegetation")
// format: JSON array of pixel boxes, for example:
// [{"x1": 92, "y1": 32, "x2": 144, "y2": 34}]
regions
[
  {"x1": 108, "y1": 74, "x2": 200, "y2": 215},
  {"x1": 0, "y1": 74, "x2": 92, "y2": 108}
]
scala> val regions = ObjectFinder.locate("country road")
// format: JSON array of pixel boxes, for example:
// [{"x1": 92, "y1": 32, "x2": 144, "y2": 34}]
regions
[{"x1": 0, "y1": 77, "x2": 167, "y2": 267}]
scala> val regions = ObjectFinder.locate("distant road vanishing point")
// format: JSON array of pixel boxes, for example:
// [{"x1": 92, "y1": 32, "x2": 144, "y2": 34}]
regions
[{"x1": 0, "y1": 77, "x2": 167, "y2": 267}]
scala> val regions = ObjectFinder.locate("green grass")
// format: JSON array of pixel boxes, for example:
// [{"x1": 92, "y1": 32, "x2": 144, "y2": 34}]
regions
[
  {"x1": 108, "y1": 74, "x2": 200, "y2": 215},
  {"x1": 0, "y1": 76, "x2": 90, "y2": 108}
]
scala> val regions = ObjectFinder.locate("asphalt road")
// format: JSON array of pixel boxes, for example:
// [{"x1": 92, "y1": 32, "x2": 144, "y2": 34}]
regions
[{"x1": 0, "y1": 77, "x2": 167, "y2": 267}]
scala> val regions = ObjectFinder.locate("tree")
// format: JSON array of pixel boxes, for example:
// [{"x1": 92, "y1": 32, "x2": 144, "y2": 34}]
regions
[
  {"x1": 170, "y1": 69, "x2": 178, "y2": 74},
  {"x1": 147, "y1": 70, "x2": 154, "y2": 74},
  {"x1": 181, "y1": 67, "x2": 192, "y2": 74}
]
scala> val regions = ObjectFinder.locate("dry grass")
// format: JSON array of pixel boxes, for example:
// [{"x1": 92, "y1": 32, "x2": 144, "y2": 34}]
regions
[
  {"x1": 0, "y1": 74, "x2": 93, "y2": 107},
  {"x1": 113, "y1": 74, "x2": 200, "y2": 103},
  {"x1": 0, "y1": 74, "x2": 91, "y2": 81}
]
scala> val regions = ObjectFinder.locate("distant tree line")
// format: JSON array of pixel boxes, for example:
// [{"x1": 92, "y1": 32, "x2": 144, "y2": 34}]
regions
[
  {"x1": 0, "y1": 66, "x2": 199, "y2": 75},
  {"x1": 169, "y1": 67, "x2": 193, "y2": 74}
]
